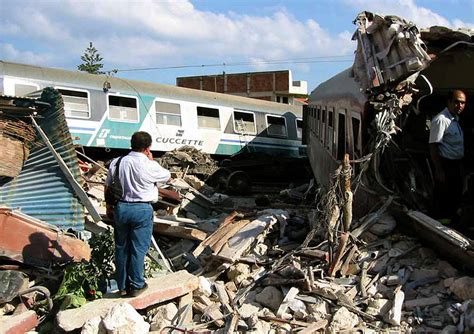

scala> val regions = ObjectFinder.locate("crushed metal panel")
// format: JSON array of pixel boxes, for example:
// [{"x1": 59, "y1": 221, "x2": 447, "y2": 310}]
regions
[
  {"x1": 0, "y1": 207, "x2": 91, "y2": 267},
  {"x1": 0, "y1": 88, "x2": 86, "y2": 230},
  {"x1": 352, "y1": 11, "x2": 431, "y2": 92}
]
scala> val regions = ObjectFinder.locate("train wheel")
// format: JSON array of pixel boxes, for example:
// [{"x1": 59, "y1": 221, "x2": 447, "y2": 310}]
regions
[
  {"x1": 207, "y1": 167, "x2": 232, "y2": 189},
  {"x1": 226, "y1": 170, "x2": 251, "y2": 195}
]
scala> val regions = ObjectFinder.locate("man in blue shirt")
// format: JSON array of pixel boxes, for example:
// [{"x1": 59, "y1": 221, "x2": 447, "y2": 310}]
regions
[
  {"x1": 105, "y1": 131, "x2": 170, "y2": 297},
  {"x1": 429, "y1": 90, "x2": 467, "y2": 222}
]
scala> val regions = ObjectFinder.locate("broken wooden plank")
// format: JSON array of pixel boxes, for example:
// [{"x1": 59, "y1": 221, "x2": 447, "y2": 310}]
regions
[
  {"x1": 153, "y1": 222, "x2": 207, "y2": 241},
  {"x1": 177, "y1": 291, "x2": 193, "y2": 326},
  {"x1": 298, "y1": 319, "x2": 328, "y2": 334},
  {"x1": 328, "y1": 232, "x2": 349, "y2": 277},
  {"x1": 210, "y1": 219, "x2": 251, "y2": 254},
  {"x1": 351, "y1": 196, "x2": 393, "y2": 238},
  {"x1": 276, "y1": 287, "x2": 300, "y2": 317},
  {"x1": 340, "y1": 245, "x2": 358, "y2": 276},
  {"x1": 217, "y1": 213, "x2": 279, "y2": 262},
  {"x1": 193, "y1": 211, "x2": 239, "y2": 257},
  {"x1": 194, "y1": 295, "x2": 225, "y2": 327},
  {"x1": 224, "y1": 314, "x2": 239, "y2": 334}
]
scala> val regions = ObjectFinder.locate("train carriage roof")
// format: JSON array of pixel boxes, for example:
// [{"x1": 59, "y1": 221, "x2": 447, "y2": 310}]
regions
[
  {"x1": 308, "y1": 68, "x2": 366, "y2": 105},
  {"x1": 0, "y1": 60, "x2": 301, "y2": 115}
]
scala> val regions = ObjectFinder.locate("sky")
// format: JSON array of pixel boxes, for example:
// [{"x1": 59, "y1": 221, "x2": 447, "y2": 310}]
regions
[{"x1": 1, "y1": 0, "x2": 473, "y2": 93}]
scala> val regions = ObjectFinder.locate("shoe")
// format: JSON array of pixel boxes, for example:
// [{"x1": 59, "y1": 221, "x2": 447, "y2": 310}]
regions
[
  {"x1": 119, "y1": 290, "x2": 128, "y2": 298},
  {"x1": 128, "y1": 283, "x2": 148, "y2": 297}
]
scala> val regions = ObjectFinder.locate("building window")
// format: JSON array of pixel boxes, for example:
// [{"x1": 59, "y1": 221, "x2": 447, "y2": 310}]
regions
[
  {"x1": 156, "y1": 101, "x2": 181, "y2": 126},
  {"x1": 282, "y1": 96, "x2": 289, "y2": 104},
  {"x1": 233, "y1": 110, "x2": 256, "y2": 134},
  {"x1": 296, "y1": 118, "x2": 303, "y2": 139},
  {"x1": 197, "y1": 106, "x2": 220, "y2": 129},
  {"x1": 14, "y1": 83, "x2": 39, "y2": 96},
  {"x1": 266, "y1": 115, "x2": 287, "y2": 137},
  {"x1": 57, "y1": 88, "x2": 90, "y2": 119},
  {"x1": 108, "y1": 95, "x2": 139, "y2": 122},
  {"x1": 321, "y1": 108, "x2": 326, "y2": 145}
]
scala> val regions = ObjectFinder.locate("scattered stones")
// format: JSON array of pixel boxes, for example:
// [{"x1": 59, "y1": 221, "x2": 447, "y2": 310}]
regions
[{"x1": 255, "y1": 286, "x2": 284, "y2": 312}]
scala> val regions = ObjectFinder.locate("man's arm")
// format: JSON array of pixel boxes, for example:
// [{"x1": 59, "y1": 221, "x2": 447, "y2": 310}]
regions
[{"x1": 430, "y1": 143, "x2": 445, "y2": 184}]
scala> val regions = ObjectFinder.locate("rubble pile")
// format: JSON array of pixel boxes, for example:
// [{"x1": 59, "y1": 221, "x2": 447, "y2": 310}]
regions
[
  {"x1": 157, "y1": 146, "x2": 219, "y2": 180},
  {"x1": 1, "y1": 149, "x2": 474, "y2": 334}
]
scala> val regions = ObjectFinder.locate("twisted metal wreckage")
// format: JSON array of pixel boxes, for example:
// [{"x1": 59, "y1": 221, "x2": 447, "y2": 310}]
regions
[{"x1": 306, "y1": 11, "x2": 474, "y2": 272}]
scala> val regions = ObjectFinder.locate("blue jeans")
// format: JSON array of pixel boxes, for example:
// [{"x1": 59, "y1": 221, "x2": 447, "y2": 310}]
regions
[{"x1": 114, "y1": 202, "x2": 153, "y2": 291}]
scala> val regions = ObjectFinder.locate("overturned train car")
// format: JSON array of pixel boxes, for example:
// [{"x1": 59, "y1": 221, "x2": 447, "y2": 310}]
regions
[{"x1": 304, "y1": 12, "x2": 474, "y2": 221}]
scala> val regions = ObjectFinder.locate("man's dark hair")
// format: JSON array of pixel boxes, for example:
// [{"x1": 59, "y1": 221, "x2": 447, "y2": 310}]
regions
[{"x1": 131, "y1": 131, "x2": 152, "y2": 151}]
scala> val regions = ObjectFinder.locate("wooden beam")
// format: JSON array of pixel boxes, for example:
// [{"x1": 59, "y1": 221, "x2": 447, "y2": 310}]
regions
[{"x1": 153, "y1": 223, "x2": 207, "y2": 241}]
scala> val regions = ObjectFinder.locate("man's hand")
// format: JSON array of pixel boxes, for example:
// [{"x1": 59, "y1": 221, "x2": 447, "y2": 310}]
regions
[{"x1": 145, "y1": 149, "x2": 154, "y2": 161}]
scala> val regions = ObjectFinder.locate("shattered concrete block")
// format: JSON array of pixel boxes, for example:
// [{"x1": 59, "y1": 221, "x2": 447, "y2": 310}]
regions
[
  {"x1": 102, "y1": 302, "x2": 150, "y2": 334},
  {"x1": 255, "y1": 286, "x2": 284, "y2": 312},
  {"x1": 149, "y1": 303, "x2": 178, "y2": 332},
  {"x1": 238, "y1": 302, "x2": 262, "y2": 318},
  {"x1": 438, "y1": 261, "x2": 459, "y2": 278},
  {"x1": 369, "y1": 213, "x2": 397, "y2": 236},
  {"x1": 387, "y1": 288, "x2": 404, "y2": 326},
  {"x1": 366, "y1": 298, "x2": 391, "y2": 317},
  {"x1": 197, "y1": 276, "x2": 212, "y2": 297},
  {"x1": 0, "y1": 270, "x2": 29, "y2": 303},
  {"x1": 444, "y1": 277, "x2": 456, "y2": 288},
  {"x1": 0, "y1": 310, "x2": 38, "y2": 334},
  {"x1": 450, "y1": 277, "x2": 474, "y2": 300},
  {"x1": 253, "y1": 320, "x2": 271, "y2": 334},
  {"x1": 328, "y1": 307, "x2": 359, "y2": 333},
  {"x1": 288, "y1": 299, "x2": 307, "y2": 319},
  {"x1": 81, "y1": 316, "x2": 105, "y2": 334},
  {"x1": 410, "y1": 268, "x2": 439, "y2": 281},
  {"x1": 306, "y1": 299, "x2": 330, "y2": 320},
  {"x1": 227, "y1": 263, "x2": 251, "y2": 285}
]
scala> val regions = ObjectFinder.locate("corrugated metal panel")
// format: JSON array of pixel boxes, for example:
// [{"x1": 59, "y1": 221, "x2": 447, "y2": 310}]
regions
[{"x1": 0, "y1": 88, "x2": 85, "y2": 230}]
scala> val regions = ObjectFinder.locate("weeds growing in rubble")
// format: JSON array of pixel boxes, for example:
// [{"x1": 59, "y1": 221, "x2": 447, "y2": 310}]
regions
[{"x1": 53, "y1": 228, "x2": 115, "y2": 310}]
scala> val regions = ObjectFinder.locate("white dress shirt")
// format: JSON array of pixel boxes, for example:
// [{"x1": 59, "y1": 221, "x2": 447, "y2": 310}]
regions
[
  {"x1": 106, "y1": 151, "x2": 170, "y2": 203},
  {"x1": 429, "y1": 108, "x2": 464, "y2": 160}
]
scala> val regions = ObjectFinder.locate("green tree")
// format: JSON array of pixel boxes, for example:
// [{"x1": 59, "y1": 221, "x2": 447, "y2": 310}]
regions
[{"x1": 77, "y1": 42, "x2": 104, "y2": 74}]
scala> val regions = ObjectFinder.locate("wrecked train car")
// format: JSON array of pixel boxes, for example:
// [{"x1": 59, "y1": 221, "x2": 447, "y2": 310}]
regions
[
  {"x1": 0, "y1": 60, "x2": 305, "y2": 158},
  {"x1": 304, "y1": 12, "x2": 473, "y2": 217},
  {"x1": 303, "y1": 12, "x2": 474, "y2": 267}
]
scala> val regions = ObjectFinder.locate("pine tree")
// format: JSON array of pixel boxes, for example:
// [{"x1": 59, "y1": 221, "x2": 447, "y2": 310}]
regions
[{"x1": 77, "y1": 42, "x2": 104, "y2": 74}]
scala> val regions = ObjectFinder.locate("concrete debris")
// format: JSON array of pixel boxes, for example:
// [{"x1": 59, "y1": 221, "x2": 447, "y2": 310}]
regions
[
  {"x1": 148, "y1": 303, "x2": 178, "y2": 332},
  {"x1": 328, "y1": 306, "x2": 359, "y2": 333},
  {"x1": 102, "y1": 302, "x2": 150, "y2": 334}
]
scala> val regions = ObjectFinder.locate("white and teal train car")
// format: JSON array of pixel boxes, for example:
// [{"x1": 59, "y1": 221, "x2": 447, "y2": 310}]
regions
[{"x1": 0, "y1": 61, "x2": 305, "y2": 158}]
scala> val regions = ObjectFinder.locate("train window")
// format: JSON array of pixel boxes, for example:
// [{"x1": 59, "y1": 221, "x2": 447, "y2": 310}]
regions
[
  {"x1": 155, "y1": 101, "x2": 181, "y2": 126},
  {"x1": 266, "y1": 115, "x2": 287, "y2": 137},
  {"x1": 14, "y1": 83, "x2": 39, "y2": 96},
  {"x1": 57, "y1": 88, "x2": 90, "y2": 119},
  {"x1": 316, "y1": 108, "x2": 320, "y2": 137},
  {"x1": 108, "y1": 94, "x2": 139, "y2": 122},
  {"x1": 321, "y1": 108, "x2": 326, "y2": 145},
  {"x1": 296, "y1": 118, "x2": 303, "y2": 139},
  {"x1": 233, "y1": 110, "x2": 256, "y2": 134},
  {"x1": 351, "y1": 115, "x2": 362, "y2": 157},
  {"x1": 337, "y1": 112, "x2": 346, "y2": 160},
  {"x1": 327, "y1": 109, "x2": 334, "y2": 151},
  {"x1": 197, "y1": 106, "x2": 220, "y2": 129}
]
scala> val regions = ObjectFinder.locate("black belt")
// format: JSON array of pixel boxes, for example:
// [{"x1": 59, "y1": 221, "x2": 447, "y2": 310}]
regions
[{"x1": 118, "y1": 200, "x2": 151, "y2": 204}]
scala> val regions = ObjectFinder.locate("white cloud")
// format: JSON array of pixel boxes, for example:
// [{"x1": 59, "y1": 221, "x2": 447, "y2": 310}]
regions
[
  {"x1": 0, "y1": 43, "x2": 54, "y2": 64},
  {"x1": 0, "y1": 0, "x2": 354, "y2": 72}
]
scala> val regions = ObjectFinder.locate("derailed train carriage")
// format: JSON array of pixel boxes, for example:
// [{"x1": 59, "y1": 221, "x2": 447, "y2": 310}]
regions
[
  {"x1": 0, "y1": 60, "x2": 305, "y2": 159},
  {"x1": 303, "y1": 12, "x2": 474, "y2": 267}
]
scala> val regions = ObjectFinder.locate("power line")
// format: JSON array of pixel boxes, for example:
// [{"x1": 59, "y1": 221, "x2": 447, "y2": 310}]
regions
[{"x1": 104, "y1": 55, "x2": 354, "y2": 74}]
